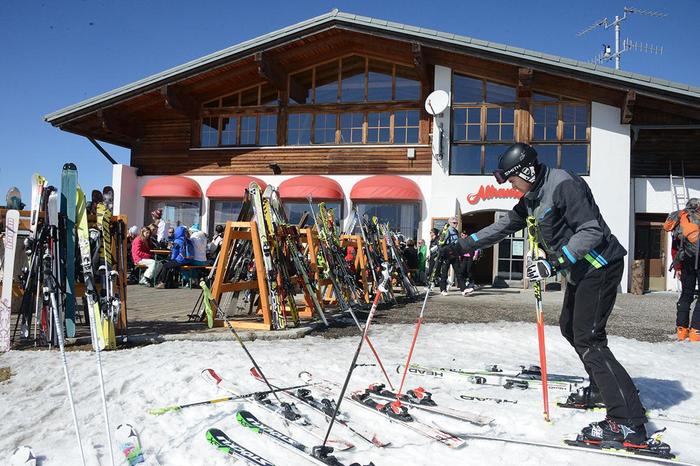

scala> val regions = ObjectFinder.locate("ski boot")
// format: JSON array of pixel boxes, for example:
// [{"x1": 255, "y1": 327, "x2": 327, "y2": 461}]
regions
[
  {"x1": 570, "y1": 419, "x2": 674, "y2": 459},
  {"x1": 559, "y1": 385, "x2": 605, "y2": 409},
  {"x1": 677, "y1": 326, "x2": 689, "y2": 341},
  {"x1": 690, "y1": 328, "x2": 700, "y2": 342}
]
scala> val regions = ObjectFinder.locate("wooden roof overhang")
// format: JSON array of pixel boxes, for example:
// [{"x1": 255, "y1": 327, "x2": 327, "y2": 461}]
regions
[{"x1": 45, "y1": 11, "x2": 700, "y2": 150}]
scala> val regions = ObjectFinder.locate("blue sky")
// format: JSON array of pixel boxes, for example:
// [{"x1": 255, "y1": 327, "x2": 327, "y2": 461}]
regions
[{"x1": 1, "y1": 0, "x2": 697, "y2": 203}]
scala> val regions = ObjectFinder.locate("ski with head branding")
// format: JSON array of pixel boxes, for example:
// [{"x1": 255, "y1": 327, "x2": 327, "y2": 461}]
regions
[{"x1": 206, "y1": 428, "x2": 277, "y2": 466}]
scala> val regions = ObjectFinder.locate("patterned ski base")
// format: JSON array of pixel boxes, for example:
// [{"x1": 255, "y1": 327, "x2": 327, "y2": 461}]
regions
[{"x1": 116, "y1": 423, "x2": 145, "y2": 465}]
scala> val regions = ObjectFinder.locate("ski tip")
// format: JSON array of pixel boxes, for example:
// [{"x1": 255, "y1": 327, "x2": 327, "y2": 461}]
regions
[
  {"x1": 201, "y1": 368, "x2": 222, "y2": 385},
  {"x1": 10, "y1": 445, "x2": 36, "y2": 466}
]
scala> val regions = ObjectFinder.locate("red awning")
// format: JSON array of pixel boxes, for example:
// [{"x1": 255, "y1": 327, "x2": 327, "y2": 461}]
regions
[
  {"x1": 141, "y1": 176, "x2": 202, "y2": 198},
  {"x1": 350, "y1": 175, "x2": 422, "y2": 202},
  {"x1": 206, "y1": 175, "x2": 267, "y2": 198},
  {"x1": 279, "y1": 176, "x2": 344, "y2": 200}
]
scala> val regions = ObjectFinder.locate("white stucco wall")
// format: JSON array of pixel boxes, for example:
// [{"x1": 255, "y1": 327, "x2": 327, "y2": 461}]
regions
[
  {"x1": 589, "y1": 102, "x2": 631, "y2": 292},
  {"x1": 111, "y1": 164, "x2": 138, "y2": 224}
]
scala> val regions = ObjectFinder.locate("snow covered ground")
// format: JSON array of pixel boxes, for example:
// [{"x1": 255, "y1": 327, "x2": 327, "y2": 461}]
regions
[{"x1": 1, "y1": 321, "x2": 699, "y2": 466}]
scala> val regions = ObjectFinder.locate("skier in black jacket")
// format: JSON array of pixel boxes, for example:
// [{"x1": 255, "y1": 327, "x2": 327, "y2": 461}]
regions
[{"x1": 449, "y1": 143, "x2": 648, "y2": 445}]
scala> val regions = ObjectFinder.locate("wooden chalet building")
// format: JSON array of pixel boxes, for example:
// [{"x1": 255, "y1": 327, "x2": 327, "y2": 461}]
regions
[{"x1": 45, "y1": 10, "x2": 700, "y2": 292}]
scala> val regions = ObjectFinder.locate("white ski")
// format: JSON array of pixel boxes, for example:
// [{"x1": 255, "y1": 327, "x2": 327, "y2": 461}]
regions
[
  {"x1": 300, "y1": 372, "x2": 464, "y2": 449},
  {"x1": 0, "y1": 209, "x2": 19, "y2": 352}
]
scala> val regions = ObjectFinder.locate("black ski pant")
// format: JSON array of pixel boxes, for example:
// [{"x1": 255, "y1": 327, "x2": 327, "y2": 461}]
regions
[
  {"x1": 439, "y1": 256, "x2": 458, "y2": 292},
  {"x1": 155, "y1": 260, "x2": 181, "y2": 286},
  {"x1": 559, "y1": 259, "x2": 647, "y2": 426},
  {"x1": 456, "y1": 257, "x2": 473, "y2": 291},
  {"x1": 676, "y1": 258, "x2": 700, "y2": 329}
]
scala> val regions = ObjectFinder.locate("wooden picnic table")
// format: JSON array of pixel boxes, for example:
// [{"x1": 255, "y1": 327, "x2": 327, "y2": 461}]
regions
[{"x1": 151, "y1": 249, "x2": 171, "y2": 259}]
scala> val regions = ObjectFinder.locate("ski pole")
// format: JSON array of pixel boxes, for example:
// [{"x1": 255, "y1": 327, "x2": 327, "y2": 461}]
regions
[
  {"x1": 199, "y1": 280, "x2": 283, "y2": 404},
  {"x1": 317, "y1": 264, "x2": 390, "y2": 457},
  {"x1": 526, "y1": 216, "x2": 550, "y2": 422},
  {"x1": 148, "y1": 382, "x2": 312, "y2": 416},
  {"x1": 393, "y1": 279, "x2": 433, "y2": 410},
  {"x1": 44, "y1": 253, "x2": 87, "y2": 466},
  {"x1": 308, "y1": 198, "x2": 395, "y2": 390}
]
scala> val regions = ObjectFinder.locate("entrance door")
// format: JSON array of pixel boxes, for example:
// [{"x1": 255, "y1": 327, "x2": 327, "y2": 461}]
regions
[
  {"x1": 461, "y1": 211, "x2": 495, "y2": 285},
  {"x1": 634, "y1": 221, "x2": 666, "y2": 291}
]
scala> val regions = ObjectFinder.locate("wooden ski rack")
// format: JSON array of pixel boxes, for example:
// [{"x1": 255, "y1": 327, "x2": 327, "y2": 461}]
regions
[{"x1": 209, "y1": 221, "x2": 326, "y2": 331}]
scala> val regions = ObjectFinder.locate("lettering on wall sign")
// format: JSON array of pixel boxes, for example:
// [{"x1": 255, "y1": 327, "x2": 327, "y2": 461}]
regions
[{"x1": 467, "y1": 185, "x2": 523, "y2": 205}]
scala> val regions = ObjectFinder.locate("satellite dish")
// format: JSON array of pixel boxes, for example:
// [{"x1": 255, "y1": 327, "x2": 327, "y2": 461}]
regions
[{"x1": 424, "y1": 90, "x2": 449, "y2": 116}]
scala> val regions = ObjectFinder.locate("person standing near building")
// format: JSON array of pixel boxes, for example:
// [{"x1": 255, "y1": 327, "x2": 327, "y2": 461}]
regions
[
  {"x1": 189, "y1": 224, "x2": 209, "y2": 266},
  {"x1": 666, "y1": 198, "x2": 700, "y2": 342},
  {"x1": 417, "y1": 238, "x2": 427, "y2": 284},
  {"x1": 439, "y1": 217, "x2": 460, "y2": 296},
  {"x1": 427, "y1": 228, "x2": 440, "y2": 285},
  {"x1": 448, "y1": 143, "x2": 649, "y2": 446},
  {"x1": 151, "y1": 209, "x2": 170, "y2": 246},
  {"x1": 457, "y1": 231, "x2": 476, "y2": 296}
]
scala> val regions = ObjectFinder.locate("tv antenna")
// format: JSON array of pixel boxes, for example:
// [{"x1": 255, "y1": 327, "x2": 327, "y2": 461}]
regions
[{"x1": 577, "y1": 6, "x2": 666, "y2": 70}]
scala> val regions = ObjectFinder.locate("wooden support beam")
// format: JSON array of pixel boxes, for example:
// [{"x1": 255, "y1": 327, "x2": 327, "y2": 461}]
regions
[
  {"x1": 161, "y1": 85, "x2": 198, "y2": 118},
  {"x1": 516, "y1": 68, "x2": 534, "y2": 142},
  {"x1": 255, "y1": 52, "x2": 307, "y2": 104},
  {"x1": 411, "y1": 42, "x2": 430, "y2": 86},
  {"x1": 621, "y1": 89, "x2": 636, "y2": 124}
]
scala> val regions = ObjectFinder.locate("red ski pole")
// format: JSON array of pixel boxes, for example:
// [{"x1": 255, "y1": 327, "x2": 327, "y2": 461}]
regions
[{"x1": 527, "y1": 216, "x2": 550, "y2": 422}]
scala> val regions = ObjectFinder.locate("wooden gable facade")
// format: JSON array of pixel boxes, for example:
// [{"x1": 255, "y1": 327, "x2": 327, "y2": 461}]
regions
[{"x1": 46, "y1": 15, "x2": 700, "y2": 178}]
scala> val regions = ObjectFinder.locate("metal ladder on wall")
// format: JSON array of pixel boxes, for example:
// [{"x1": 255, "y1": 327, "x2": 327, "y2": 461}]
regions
[
  {"x1": 670, "y1": 160, "x2": 688, "y2": 211},
  {"x1": 669, "y1": 160, "x2": 688, "y2": 292}
]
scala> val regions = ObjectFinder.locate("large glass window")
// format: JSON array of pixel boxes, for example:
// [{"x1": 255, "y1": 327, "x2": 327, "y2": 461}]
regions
[
  {"x1": 201, "y1": 118, "x2": 219, "y2": 147},
  {"x1": 210, "y1": 199, "x2": 244, "y2": 233},
  {"x1": 531, "y1": 93, "x2": 590, "y2": 174},
  {"x1": 340, "y1": 112, "x2": 363, "y2": 144},
  {"x1": 258, "y1": 114, "x2": 277, "y2": 146},
  {"x1": 356, "y1": 203, "x2": 420, "y2": 240},
  {"x1": 287, "y1": 113, "x2": 312, "y2": 145},
  {"x1": 341, "y1": 56, "x2": 365, "y2": 103},
  {"x1": 289, "y1": 56, "x2": 421, "y2": 105},
  {"x1": 240, "y1": 116, "x2": 257, "y2": 145},
  {"x1": 367, "y1": 112, "x2": 391, "y2": 144},
  {"x1": 395, "y1": 65, "x2": 421, "y2": 101},
  {"x1": 314, "y1": 113, "x2": 337, "y2": 144},
  {"x1": 451, "y1": 73, "x2": 516, "y2": 174},
  {"x1": 144, "y1": 199, "x2": 201, "y2": 229},
  {"x1": 221, "y1": 117, "x2": 238, "y2": 146},
  {"x1": 394, "y1": 110, "x2": 420, "y2": 144},
  {"x1": 284, "y1": 201, "x2": 342, "y2": 226},
  {"x1": 367, "y1": 59, "x2": 393, "y2": 102},
  {"x1": 315, "y1": 60, "x2": 340, "y2": 104}
]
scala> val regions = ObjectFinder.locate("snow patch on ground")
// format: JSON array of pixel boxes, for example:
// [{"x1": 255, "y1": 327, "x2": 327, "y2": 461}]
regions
[{"x1": 1, "y1": 321, "x2": 698, "y2": 465}]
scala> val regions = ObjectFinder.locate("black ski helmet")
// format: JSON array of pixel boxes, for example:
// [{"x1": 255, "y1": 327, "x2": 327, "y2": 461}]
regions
[{"x1": 493, "y1": 143, "x2": 539, "y2": 184}]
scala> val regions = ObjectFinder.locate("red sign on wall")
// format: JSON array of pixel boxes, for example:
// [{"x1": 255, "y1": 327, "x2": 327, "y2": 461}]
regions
[{"x1": 467, "y1": 185, "x2": 523, "y2": 205}]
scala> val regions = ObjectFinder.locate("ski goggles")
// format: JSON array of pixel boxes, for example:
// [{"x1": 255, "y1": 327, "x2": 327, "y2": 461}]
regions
[{"x1": 492, "y1": 169, "x2": 508, "y2": 184}]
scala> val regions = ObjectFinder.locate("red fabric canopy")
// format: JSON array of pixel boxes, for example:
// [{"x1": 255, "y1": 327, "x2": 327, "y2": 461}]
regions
[
  {"x1": 206, "y1": 175, "x2": 267, "y2": 198},
  {"x1": 350, "y1": 175, "x2": 422, "y2": 202},
  {"x1": 141, "y1": 176, "x2": 202, "y2": 198},
  {"x1": 279, "y1": 176, "x2": 344, "y2": 200}
]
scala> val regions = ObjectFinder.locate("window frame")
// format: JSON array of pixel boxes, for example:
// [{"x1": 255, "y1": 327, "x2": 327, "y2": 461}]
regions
[
  {"x1": 529, "y1": 92, "x2": 591, "y2": 175},
  {"x1": 450, "y1": 73, "x2": 518, "y2": 175}
]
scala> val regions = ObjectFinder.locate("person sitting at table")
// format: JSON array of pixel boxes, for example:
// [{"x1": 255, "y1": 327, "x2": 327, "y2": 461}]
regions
[
  {"x1": 155, "y1": 226, "x2": 193, "y2": 289},
  {"x1": 189, "y1": 224, "x2": 209, "y2": 266},
  {"x1": 131, "y1": 227, "x2": 155, "y2": 286}
]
